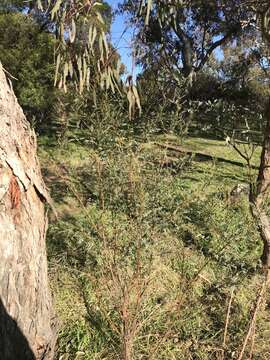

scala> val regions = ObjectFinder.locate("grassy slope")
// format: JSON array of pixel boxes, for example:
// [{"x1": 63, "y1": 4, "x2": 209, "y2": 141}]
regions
[
  {"x1": 39, "y1": 135, "x2": 270, "y2": 360},
  {"x1": 155, "y1": 134, "x2": 261, "y2": 165}
]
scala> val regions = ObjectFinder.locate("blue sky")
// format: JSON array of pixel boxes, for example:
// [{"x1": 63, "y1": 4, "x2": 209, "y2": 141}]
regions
[{"x1": 106, "y1": 0, "x2": 141, "y2": 78}]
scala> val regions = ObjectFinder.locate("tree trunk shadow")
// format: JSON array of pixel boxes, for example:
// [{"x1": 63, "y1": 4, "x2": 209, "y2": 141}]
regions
[{"x1": 0, "y1": 298, "x2": 36, "y2": 360}]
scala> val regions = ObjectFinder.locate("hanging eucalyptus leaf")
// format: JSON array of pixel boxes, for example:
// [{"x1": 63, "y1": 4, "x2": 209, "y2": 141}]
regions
[{"x1": 31, "y1": 0, "x2": 142, "y2": 118}]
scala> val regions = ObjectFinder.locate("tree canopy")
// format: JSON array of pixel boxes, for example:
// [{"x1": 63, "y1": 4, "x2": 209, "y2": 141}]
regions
[{"x1": 121, "y1": 0, "x2": 255, "y2": 80}]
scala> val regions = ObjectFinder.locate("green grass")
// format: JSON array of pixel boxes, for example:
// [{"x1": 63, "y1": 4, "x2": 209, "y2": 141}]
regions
[
  {"x1": 153, "y1": 133, "x2": 261, "y2": 165},
  {"x1": 184, "y1": 136, "x2": 261, "y2": 165},
  {"x1": 39, "y1": 134, "x2": 270, "y2": 360}
]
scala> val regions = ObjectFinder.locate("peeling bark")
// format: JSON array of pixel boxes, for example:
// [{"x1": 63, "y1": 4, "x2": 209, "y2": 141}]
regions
[{"x1": 0, "y1": 63, "x2": 57, "y2": 359}]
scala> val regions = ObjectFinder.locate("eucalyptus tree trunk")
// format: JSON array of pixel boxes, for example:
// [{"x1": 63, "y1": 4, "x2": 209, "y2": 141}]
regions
[
  {"x1": 0, "y1": 64, "x2": 57, "y2": 359},
  {"x1": 250, "y1": 98, "x2": 270, "y2": 270}
]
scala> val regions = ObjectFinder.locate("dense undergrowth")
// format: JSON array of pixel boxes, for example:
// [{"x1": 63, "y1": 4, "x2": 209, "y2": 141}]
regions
[{"x1": 39, "y1": 129, "x2": 270, "y2": 360}]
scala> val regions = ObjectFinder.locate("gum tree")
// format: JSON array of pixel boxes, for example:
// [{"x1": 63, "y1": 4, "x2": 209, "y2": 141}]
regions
[{"x1": 121, "y1": 0, "x2": 251, "y2": 80}]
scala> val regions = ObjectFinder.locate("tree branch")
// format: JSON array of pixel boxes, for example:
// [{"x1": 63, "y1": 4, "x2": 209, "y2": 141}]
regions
[{"x1": 196, "y1": 25, "x2": 241, "y2": 71}]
